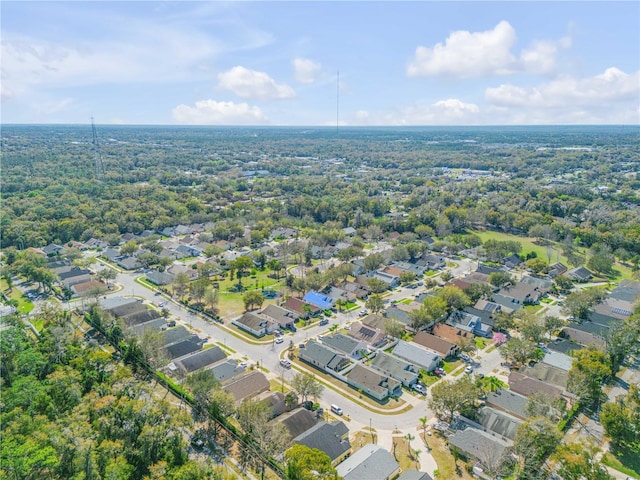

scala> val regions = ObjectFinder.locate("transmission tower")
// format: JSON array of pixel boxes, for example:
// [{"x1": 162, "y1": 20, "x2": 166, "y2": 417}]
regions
[{"x1": 91, "y1": 117, "x2": 105, "y2": 180}]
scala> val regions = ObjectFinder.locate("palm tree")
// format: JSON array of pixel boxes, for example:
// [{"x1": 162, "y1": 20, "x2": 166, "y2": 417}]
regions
[
  {"x1": 483, "y1": 375, "x2": 506, "y2": 393},
  {"x1": 404, "y1": 433, "x2": 415, "y2": 455},
  {"x1": 419, "y1": 416, "x2": 428, "y2": 440}
]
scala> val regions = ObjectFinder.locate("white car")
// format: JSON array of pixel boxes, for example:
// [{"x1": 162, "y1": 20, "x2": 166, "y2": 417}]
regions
[
  {"x1": 464, "y1": 366, "x2": 473, "y2": 374},
  {"x1": 275, "y1": 337, "x2": 284, "y2": 344}
]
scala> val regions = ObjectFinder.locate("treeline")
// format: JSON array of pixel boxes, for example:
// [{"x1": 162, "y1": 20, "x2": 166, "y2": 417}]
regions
[{"x1": 1, "y1": 126, "x2": 638, "y2": 259}]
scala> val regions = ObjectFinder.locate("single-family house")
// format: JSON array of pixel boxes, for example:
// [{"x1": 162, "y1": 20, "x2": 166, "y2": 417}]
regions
[
  {"x1": 383, "y1": 306, "x2": 412, "y2": 327},
  {"x1": 175, "y1": 244, "x2": 200, "y2": 258},
  {"x1": 260, "y1": 304, "x2": 299, "y2": 330},
  {"x1": 71, "y1": 280, "x2": 106, "y2": 297},
  {"x1": 174, "y1": 346, "x2": 227, "y2": 374},
  {"x1": 476, "y1": 406, "x2": 524, "y2": 441},
  {"x1": 272, "y1": 408, "x2": 318, "y2": 441},
  {"x1": 324, "y1": 286, "x2": 356, "y2": 303},
  {"x1": 282, "y1": 297, "x2": 321, "y2": 318},
  {"x1": 548, "y1": 262, "x2": 568, "y2": 278},
  {"x1": 348, "y1": 323, "x2": 387, "y2": 348},
  {"x1": 342, "y1": 227, "x2": 357, "y2": 236},
  {"x1": 502, "y1": 254, "x2": 523, "y2": 269},
  {"x1": 368, "y1": 270, "x2": 400, "y2": 289},
  {"x1": 519, "y1": 275, "x2": 553, "y2": 293},
  {"x1": 299, "y1": 341, "x2": 351, "y2": 373},
  {"x1": 547, "y1": 338, "x2": 583, "y2": 356},
  {"x1": 117, "y1": 256, "x2": 142, "y2": 271},
  {"x1": 336, "y1": 444, "x2": 401, "y2": 480},
  {"x1": 346, "y1": 364, "x2": 402, "y2": 401},
  {"x1": 208, "y1": 359, "x2": 246, "y2": 384},
  {"x1": 223, "y1": 371, "x2": 270, "y2": 405},
  {"x1": 508, "y1": 371, "x2": 565, "y2": 400},
  {"x1": 392, "y1": 261, "x2": 427, "y2": 277},
  {"x1": 58, "y1": 268, "x2": 92, "y2": 288},
  {"x1": 321, "y1": 333, "x2": 368, "y2": 360},
  {"x1": 416, "y1": 253, "x2": 445, "y2": 270},
  {"x1": 233, "y1": 313, "x2": 275, "y2": 338},
  {"x1": 303, "y1": 291, "x2": 335, "y2": 310},
  {"x1": 370, "y1": 351, "x2": 420, "y2": 387},
  {"x1": 412, "y1": 331, "x2": 459, "y2": 359},
  {"x1": 42, "y1": 243, "x2": 66, "y2": 257},
  {"x1": 167, "y1": 264, "x2": 199, "y2": 281},
  {"x1": 257, "y1": 391, "x2": 288, "y2": 419},
  {"x1": 166, "y1": 338, "x2": 203, "y2": 360},
  {"x1": 493, "y1": 282, "x2": 541, "y2": 307},
  {"x1": 446, "y1": 310, "x2": 493, "y2": 338},
  {"x1": 293, "y1": 421, "x2": 351, "y2": 466},
  {"x1": 567, "y1": 267, "x2": 593, "y2": 282},
  {"x1": 392, "y1": 340, "x2": 441, "y2": 372},
  {"x1": 431, "y1": 322, "x2": 474, "y2": 343},
  {"x1": 397, "y1": 471, "x2": 433, "y2": 480},
  {"x1": 447, "y1": 428, "x2": 510, "y2": 469},
  {"x1": 362, "y1": 313, "x2": 388, "y2": 331},
  {"x1": 340, "y1": 280, "x2": 371, "y2": 299},
  {"x1": 485, "y1": 389, "x2": 529, "y2": 421},
  {"x1": 146, "y1": 270, "x2": 175, "y2": 286},
  {"x1": 560, "y1": 326, "x2": 606, "y2": 348},
  {"x1": 122, "y1": 309, "x2": 162, "y2": 327}
]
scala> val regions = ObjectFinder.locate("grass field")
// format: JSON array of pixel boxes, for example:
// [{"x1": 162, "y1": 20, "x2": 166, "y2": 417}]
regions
[{"x1": 469, "y1": 229, "x2": 635, "y2": 280}]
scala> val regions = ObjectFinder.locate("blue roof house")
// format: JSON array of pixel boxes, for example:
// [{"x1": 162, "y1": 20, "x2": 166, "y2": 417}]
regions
[{"x1": 303, "y1": 291, "x2": 335, "y2": 310}]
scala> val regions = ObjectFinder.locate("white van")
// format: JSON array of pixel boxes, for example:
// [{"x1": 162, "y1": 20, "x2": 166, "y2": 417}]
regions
[{"x1": 330, "y1": 404, "x2": 343, "y2": 416}]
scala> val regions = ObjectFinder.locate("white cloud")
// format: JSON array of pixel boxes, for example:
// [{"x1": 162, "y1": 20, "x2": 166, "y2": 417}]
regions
[
  {"x1": 218, "y1": 66, "x2": 296, "y2": 99},
  {"x1": 172, "y1": 99, "x2": 268, "y2": 125},
  {"x1": 484, "y1": 68, "x2": 640, "y2": 124},
  {"x1": 34, "y1": 98, "x2": 74, "y2": 116},
  {"x1": 407, "y1": 21, "x2": 572, "y2": 78},
  {"x1": 520, "y1": 35, "x2": 572, "y2": 75},
  {"x1": 486, "y1": 67, "x2": 640, "y2": 107},
  {"x1": 292, "y1": 57, "x2": 321, "y2": 83},
  {"x1": 408, "y1": 21, "x2": 517, "y2": 77},
  {"x1": 352, "y1": 98, "x2": 480, "y2": 125}
]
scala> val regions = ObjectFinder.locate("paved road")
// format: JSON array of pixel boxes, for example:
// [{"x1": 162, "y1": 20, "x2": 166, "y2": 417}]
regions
[{"x1": 82, "y1": 254, "x2": 497, "y2": 477}]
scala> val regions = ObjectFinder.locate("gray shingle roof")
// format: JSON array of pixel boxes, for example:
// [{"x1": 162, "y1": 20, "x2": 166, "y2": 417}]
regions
[
  {"x1": 336, "y1": 444, "x2": 399, "y2": 480},
  {"x1": 294, "y1": 421, "x2": 350, "y2": 461},
  {"x1": 175, "y1": 346, "x2": 226, "y2": 373},
  {"x1": 447, "y1": 428, "x2": 510, "y2": 465},
  {"x1": 370, "y1": 351, "x2": 419, "y2": 386},
  {"x1": 485, "y1": 389, "x2": 529, "y2": 420}
]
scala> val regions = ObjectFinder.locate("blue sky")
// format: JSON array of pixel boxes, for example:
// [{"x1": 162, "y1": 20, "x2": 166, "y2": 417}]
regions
[{"x1": 2, "y1": 1, "x2": 639, "y2": 125}]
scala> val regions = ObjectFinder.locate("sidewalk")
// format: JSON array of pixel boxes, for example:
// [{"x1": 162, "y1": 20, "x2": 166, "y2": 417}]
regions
[{"x1": 376, "y1": 425, "x2": 438, "y2": 478}]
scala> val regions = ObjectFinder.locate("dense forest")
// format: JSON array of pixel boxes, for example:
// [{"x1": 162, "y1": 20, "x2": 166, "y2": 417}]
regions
[{"x1": 0, "y1": 312, "x2": 234, "y2": 480}]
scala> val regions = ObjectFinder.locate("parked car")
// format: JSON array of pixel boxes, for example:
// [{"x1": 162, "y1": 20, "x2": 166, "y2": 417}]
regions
[
  {"x1": 459, "y1": 353, "x2": 471, "y2": 362},
  {"x1": 319, "y1": 319, "x2": 329, "y2": 326},
  {"x1": 464, "y1": 366, "x2": 473, "y2": 374},
  {"x1": 433, "y1": 368, "x2": 445, "y2": 377},
  {"x1": 275, "y1": 337, "x2": 284, "y2": 344},
  {"x1": 412, "y1": 383, "x2": 427, "y2": 395}
]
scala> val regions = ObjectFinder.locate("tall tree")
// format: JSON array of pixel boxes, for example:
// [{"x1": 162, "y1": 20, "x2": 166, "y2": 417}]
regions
[
  {"x1": 291, "y1": 373, "x2": 324, "y2": 403},
  {"x1": 284, "y1": 444, "x2": 337, "y2": 480},
  {"x1": 567, "y1": 346, "x2": 611, "y2": 408},
  {"x1": 428, "y1": 375, "x2": 479, "y2": 421},
  {"x1": 551, "y1": 441, "x2": 614, "y2": 480},
  {"x1": 513, "y1": 417, "x2": 562, "y2": 479}
]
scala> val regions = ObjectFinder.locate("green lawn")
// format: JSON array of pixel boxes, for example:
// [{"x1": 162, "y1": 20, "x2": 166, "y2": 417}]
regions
[
  {"x1": 602, "y1": 450, "x2": 640, "y2": 479},
  {"x1": 2, "y1": 287, "x2": 35, "y2": 315},
  {"x1": 470, "y1": 229, "x2": 570, "y2": 264},
  {"x1": 469, "y1": 229, "x2": 635, "y2": 280}
]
